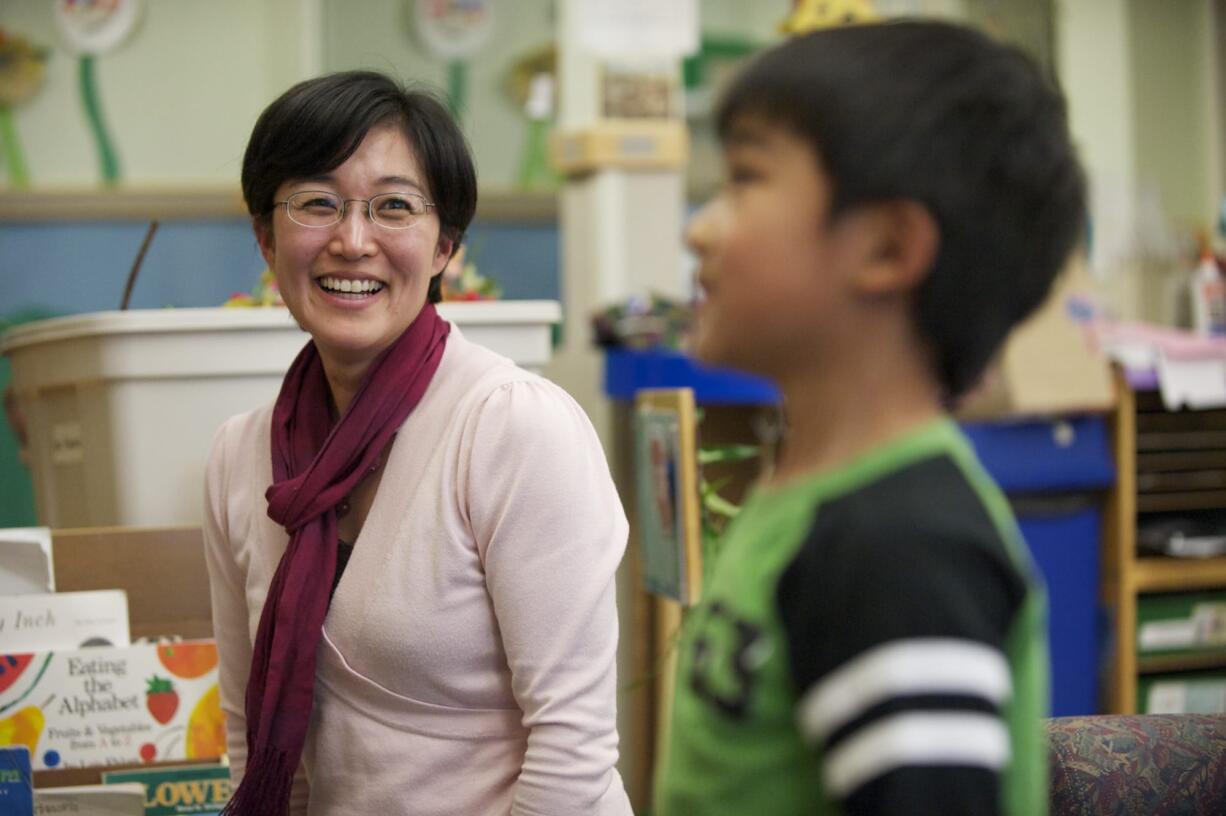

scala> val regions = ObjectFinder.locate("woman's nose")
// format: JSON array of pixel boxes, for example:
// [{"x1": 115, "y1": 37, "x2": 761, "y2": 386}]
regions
[{"x1": 330, "y1": 202, "x2": 377, "y2": 258}]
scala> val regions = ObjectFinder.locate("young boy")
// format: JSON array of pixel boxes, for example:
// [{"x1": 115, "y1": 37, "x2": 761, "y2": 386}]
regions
[{"x1": 654, "y1": 20, "x2": 1084, "y2": 816}]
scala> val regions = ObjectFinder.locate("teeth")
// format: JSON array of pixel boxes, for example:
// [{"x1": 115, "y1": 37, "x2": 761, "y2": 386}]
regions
[{"x1": 319, "y1": 277, "x2": 384, "y2": 295}]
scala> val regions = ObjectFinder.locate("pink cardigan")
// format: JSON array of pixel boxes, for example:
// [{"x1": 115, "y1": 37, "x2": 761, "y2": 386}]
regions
[{"x1": 203, "y1": 327, "x2": 632, "y2": 815}]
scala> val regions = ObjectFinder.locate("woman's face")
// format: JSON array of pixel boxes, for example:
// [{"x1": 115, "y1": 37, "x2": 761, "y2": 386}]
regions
[{"x1": 255, "y1": 123, "x2": 454, "y2": 374}]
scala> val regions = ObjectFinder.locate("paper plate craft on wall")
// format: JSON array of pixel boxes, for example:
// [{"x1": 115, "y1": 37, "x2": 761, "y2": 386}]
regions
[
  {"x1": 412, "y1": 0, "x2": 495, "y2": 117},
  {"x1": 55, "y1": 0, "x2": 143, "y2": 185},
  {"x1": 504, "y1": 44, "x2": 559, "y2": 190},
  {"x1": 0, "y1": 29, "x2": 49, "y2": 189}
]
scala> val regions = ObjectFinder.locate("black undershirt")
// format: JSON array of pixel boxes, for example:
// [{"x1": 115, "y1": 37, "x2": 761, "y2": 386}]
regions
[{"x1": 331, "y1": 539, "x2": 354, "y2": 598}]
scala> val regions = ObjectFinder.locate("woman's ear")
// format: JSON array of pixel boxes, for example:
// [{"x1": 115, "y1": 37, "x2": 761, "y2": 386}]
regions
[
  {"x1": 434, "y1": 233, "x2": 456, "y2": 272},
  {"x1": 253, "y1": 217, "x2": 276, "y2": 268},
  {"x1": 850, "y1": 200, "x2": 939, "y2": 297}
]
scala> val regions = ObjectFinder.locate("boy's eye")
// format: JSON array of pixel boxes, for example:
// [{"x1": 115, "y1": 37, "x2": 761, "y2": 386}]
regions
[{"x1": 726, "y1": 166, "x2": 762, "y2": 186}]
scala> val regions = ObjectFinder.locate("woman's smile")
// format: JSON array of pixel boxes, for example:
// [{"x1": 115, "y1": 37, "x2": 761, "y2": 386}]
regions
[{"x1": 314, "y1": 275, "x2": 387, "y2": 302}]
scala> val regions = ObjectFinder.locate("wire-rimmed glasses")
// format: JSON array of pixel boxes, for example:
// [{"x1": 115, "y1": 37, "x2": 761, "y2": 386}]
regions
[{"x1": 272, "y1": 191, "x2": 435, "y2": 229}]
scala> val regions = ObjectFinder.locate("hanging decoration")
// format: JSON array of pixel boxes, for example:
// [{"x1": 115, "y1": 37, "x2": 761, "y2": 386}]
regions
[
  {"x1": 55, "y1": 0, "x2": 143, "y2": 185},
  {"x1": 0, "y1": 29, "x2": 49, "y2": 188},
  {"x1": 504, "y1": 43, "x2": 559, "y2": 189},
  {"x1": 413, "y1": 0, "x2": 495, "y2": 118},
  {"x1": 780, "y1": 0, "x2": 879, "y2": 34}
]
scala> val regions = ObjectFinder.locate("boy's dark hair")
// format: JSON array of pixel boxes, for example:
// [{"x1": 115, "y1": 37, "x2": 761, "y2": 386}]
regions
[
  {"x1": 242, "y1": 70, "x2": 477, "y2": 303},
  {"x1": 717, "y1": 21, "x2": 1086, "y2": 398}
]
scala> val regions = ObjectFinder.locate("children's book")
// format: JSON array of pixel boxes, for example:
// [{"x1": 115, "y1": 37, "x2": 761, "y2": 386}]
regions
[
  {"x1": 0, "y1": 590, "x2": 130, "y2": 653},
  {"x1": 33, "y1": 783, "x2": 145, "y2": 815},
  {"x1": 0, "y1": 745, "x2": 33, "y2": 816},
  {"x1": 0, "y1": 640, "x2": 224, "y2": 770},
  {"x1": 102, "y1": 763, "x2": 232, "y2": 815},
  {"x1": 0, "y1": 528, "x2": 54, "y2": 595}
]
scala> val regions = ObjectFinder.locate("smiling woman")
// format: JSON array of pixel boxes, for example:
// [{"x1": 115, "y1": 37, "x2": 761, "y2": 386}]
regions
[{"x1": 203, "y1": 71, "x2": 632, "y2": 816}]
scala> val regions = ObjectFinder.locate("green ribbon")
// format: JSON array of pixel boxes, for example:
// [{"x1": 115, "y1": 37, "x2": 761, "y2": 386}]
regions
[
  {"x1": 79, "y1": 55, "x2": 121, "y2": 185},
  {"x1": 0, "y1": 104, "x2": 30, "y2": 188}
]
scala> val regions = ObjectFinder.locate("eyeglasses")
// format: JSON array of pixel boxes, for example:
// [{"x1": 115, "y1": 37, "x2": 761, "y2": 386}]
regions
[{"x1": 272, "y1": 190, "x2": 436, "y2": 230}]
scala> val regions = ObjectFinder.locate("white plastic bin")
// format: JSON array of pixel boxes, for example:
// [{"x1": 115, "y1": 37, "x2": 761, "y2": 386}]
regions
[{"x1": 1, "y1": 302, "x2": 560, "y2": 528}]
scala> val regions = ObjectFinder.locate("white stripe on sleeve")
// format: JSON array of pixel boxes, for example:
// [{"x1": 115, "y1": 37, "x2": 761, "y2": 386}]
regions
[
  {"x1": 823, "y1": 711, "x2": 1010, "y2": 798},
  {"x1": 797, "y1": 638, "x2": 1011, "y2": 743}
]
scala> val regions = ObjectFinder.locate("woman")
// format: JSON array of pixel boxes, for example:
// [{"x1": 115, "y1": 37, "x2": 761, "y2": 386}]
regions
[{"x1": 203, "y1": 71, "x2": 632, "y2": 816}]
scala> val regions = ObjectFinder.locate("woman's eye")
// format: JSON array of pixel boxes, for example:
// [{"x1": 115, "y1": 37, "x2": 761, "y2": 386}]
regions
[{"x1": 300, "y1": 197, "x2": 338, "y2": 211}]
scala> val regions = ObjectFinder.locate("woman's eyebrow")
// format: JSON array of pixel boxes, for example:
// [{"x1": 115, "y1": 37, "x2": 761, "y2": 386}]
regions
[
  {"x1": 289, "y1": 174, "x2": 426, "y2": 193},
  {"x1": 376, "y1": 175, "x2": 425, "y2": 193}
]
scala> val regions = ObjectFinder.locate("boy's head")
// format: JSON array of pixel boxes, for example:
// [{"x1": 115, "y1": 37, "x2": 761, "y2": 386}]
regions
[{"x1": 689, "y1": 20, "x2": 1086, "y2": 398}]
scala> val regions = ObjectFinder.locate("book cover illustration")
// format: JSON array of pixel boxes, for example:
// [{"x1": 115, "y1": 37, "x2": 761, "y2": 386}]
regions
[
  {"x1": 103, "y1": 763, "x2": 231, "y2": 815},
  {"x1": 0, "y1": 744, "x2": 33, "y2": 816},
  {"x1": 0, "y1": 641, "x2": 225, "y2": 770},
  {"x1": 0, "y1": 590, "x2": 130, "y2": 653}
]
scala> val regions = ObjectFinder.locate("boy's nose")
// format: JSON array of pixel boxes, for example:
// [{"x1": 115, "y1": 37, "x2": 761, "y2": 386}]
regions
[{"x1": 685, "y1": 199, "x2": 719, "y2": 255}]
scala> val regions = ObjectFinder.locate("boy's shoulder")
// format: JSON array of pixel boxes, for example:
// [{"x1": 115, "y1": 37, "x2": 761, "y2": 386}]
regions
[
  {"x1": 815, "y1": 451, "x2": 1008, "y2": 554},
  {"x1": 777, "y1": 450, "x2": 1031, "y2": 651}
]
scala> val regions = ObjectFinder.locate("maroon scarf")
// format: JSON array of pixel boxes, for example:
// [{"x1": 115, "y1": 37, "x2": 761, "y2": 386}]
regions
[{"x1": 222, "y1": 304, "x2": 450, "y2": 816}]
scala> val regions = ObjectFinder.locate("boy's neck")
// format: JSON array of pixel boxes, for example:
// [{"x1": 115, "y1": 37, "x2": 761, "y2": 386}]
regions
[{"x1": 767, "y1": 342, "x2": 944, "y2": 487}]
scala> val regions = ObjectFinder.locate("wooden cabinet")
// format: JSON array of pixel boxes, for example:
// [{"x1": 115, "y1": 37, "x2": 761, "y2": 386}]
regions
[{"x1": 1105, "y1": 372, "x2": 1226, "y2": 713}]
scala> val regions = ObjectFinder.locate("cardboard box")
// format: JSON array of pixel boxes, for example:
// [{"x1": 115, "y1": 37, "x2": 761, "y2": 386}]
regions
[
  {"x1": 958, "y1": 258, "x2": 1116, "y2": 419},
  {"x1": 51, "y1": 528, "x2": 212, "y2": 642},
  {"x1": 31, "y1": 527, "x2": 218, "y2": 789}
]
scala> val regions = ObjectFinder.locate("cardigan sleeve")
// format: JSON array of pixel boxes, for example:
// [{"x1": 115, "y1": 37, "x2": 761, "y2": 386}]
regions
[
  {"x1": 202, "y1": 415, "x2": 310, "y2": 814},
  {"x1": 202, "y1": 417, "x2": 253, "y2": 782},
  {"x1": 463, "y1": 379, "x2": 631, "y2": 816}
]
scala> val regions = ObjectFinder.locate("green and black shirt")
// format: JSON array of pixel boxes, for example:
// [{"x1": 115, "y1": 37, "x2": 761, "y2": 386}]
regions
[{"x1": 654, "y1": 419, "x2": 1048, "y2": 816}]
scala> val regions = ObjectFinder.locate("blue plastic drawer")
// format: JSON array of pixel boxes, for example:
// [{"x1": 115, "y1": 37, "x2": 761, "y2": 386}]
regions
[
  {"x1": 604, "y1": 348, "x2": 780, "y2": 404},
  {"x1": 1017, "y1": 507, "x2": 1102, "y2": 717},
  {"x1": 961, "y1": 417, "x2": 1115, "y2": 493}
]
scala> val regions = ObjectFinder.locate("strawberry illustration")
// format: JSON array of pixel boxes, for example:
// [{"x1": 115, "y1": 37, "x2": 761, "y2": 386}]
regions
[{"x1": 146, "y1": 675, "x2": 179, "y2": 724}]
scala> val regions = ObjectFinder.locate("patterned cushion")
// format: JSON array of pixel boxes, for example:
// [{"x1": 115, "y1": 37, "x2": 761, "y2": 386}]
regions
[{"x1": 1047, "y1": 715, "x2": 1226, "y2": 815}]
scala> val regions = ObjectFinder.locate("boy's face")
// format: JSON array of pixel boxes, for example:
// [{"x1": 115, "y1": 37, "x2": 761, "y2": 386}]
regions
[{"x1": 686, "y1": 117, "x2": 865, "y2": 379}]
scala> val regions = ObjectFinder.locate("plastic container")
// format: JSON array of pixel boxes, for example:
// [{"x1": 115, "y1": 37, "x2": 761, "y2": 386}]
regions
[
  {"x1": 1190, "y1": 250, "x2": 1226, "y2": 337},
  {"x1": 0, "y1": 302, "x2": 560, "y2": 528},
  {"x1": 964, "y1": 416, "x2": 1116, "y2": 717}
]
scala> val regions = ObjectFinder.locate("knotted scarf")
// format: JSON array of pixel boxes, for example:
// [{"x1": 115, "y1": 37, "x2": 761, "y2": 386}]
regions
[{"x1": 222, "y1": 303, "x2": 450, "y2": 816}]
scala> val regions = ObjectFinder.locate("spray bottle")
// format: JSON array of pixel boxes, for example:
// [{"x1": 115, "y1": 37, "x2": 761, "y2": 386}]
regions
[{"x1": 1191, "y1": 245, "x2": 1226, "y2": 337}]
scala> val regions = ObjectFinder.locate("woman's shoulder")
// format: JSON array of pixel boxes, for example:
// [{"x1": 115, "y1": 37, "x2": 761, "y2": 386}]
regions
[
  {"x1": 207, "y1": 403, "x2": 274, "y2": 473},
  {"x1": 441, "y1": 326, "x2": 558, "y2": 403}
]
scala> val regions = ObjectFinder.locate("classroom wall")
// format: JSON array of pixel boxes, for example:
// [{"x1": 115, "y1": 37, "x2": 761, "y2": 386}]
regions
[
  {"x1": 1129, "y1": 0, "x2": 1213, "y2": 233},
  {"x1": 0, "y1": 0, "x2": 302, "y2": 187},
  {"x1": 0, "y1": 218, "x2": 560, "y2": 318}
]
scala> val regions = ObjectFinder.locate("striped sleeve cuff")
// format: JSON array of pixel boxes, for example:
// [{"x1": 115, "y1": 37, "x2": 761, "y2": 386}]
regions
[{"x1": 797, "y1": 637, "x2": 1012, "y2": 798}]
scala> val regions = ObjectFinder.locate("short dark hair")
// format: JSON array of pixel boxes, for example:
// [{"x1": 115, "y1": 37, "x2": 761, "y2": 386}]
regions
[
  {"x1": 717, "y1": 21, "x2": 1086, "y2": 398},
  {"x1": 242, "y1": 70, "x2": 477, "y2": 303}
]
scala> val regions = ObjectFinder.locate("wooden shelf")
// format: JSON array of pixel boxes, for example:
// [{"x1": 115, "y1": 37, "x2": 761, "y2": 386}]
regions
[
  {"x1": 1134, "y1": 557, "x2": 1226, "y2": 592},
  {"x1": 1137, "y1": 490, "x2": 1226, "y2": 513},
  {"x1": 0, "y1": 186, "x2": 561, "y2": 224},
  {"x1": 1137, "y1": 651, "x2": 1226, "y2": 675}
]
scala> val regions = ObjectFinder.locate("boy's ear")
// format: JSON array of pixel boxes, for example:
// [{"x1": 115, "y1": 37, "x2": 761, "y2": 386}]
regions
[{"x1": 847, "y1": 201, "x2": 939, "y2": 297}]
